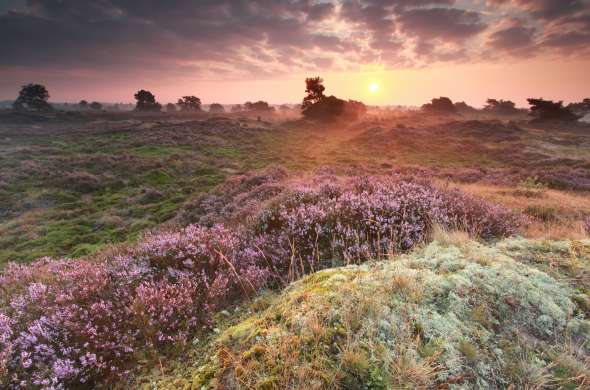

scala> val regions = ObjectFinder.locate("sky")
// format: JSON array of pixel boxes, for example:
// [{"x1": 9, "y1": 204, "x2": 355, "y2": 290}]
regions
[{"x1": 0, "y1": 0, "x2": 589, "y2": 107}]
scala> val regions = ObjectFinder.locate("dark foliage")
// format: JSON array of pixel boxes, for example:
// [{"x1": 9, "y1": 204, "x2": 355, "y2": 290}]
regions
[
  {"x1": 89, "y1": 102, "x2": 102, "y2": 111},
  {"x1": 177, "y1": 96, "x2": 201, "y2": 112},
  {"x1": 302, "y1": 76, "x2": 325, "y2": 110},
  {"x1": 209, "y1": 103, "x2": 225, "y2": 113},
  {"x1": 421, "y1": 97, "x2": 456, "y2": 114},
  {"x1": 484, "y1": 99, "x2": 519, "y2": 115},
  {"x1": 13, "y1": 84, "x2": 52, "y2": 111},
  {"x1": 165, "y1": 103, "x2": 177, "y2": 112},
  {"x1": 527, "y1": 98, "x2": 579, "y2": 121},
  {"x1": 134, "y1": 90, "x2": 162, "y2": 112},
  {"x1": 230, "y1": 104, "x2": 243, "y2": 112},
  {"x1": 244, "y1": 101, "x2": 273, "y2": 111},
  {"x1": 78, "y1": 100, "x2": 88, "y2": 110},
  {"x1": 567, "y1": 98, "x2": 590, "y2": 115}
]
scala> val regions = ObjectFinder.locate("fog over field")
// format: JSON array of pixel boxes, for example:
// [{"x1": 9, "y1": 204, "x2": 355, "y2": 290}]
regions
[{"x1": 1, "y1": 1, "x2": 590, "y2": 389}]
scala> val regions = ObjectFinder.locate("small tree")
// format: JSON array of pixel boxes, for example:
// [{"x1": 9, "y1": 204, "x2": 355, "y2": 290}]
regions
[
  {"x1": 90, "y1": 102, "x2": 103, "y2": 110},
  {"x1": 244, "y1": 101, "x2": 273, "y2": 111},
  {"x1": 13, "y1": 83, "x2": 52, "y2": 111},
  {"x1": 421, "y1": 97, "x2": 456, "y2": 114},
  {"x1": 165, "y1": 103, "x2": 177, "y2": 112},
  {"x1": 209, "y1": 103, "x2": 225, "y2": 113},
  {"x1": 177, "y1": 96, "x2": 201, "y2": 112},
  {"x1": 302, "y1": 77, "x2": 325, "y2": 109},
  {"x1": 527, "y1": 98, "x2": 579, "y2": 121},
  {"x1": 567, "y1": 98, "x2": 590, "y2": 115},
  {"x1": 484, "y1": 99, "x2": 518, "y2": 115},
  {"x1": 134, "y1": 90, "x2": 162, "y2": 112},
  {"x1": 231, "y1": 104, "x2": 243, "y2": 113},
  {"x1": 79, "y1": 100, "x2": 88, "y2": 110}
]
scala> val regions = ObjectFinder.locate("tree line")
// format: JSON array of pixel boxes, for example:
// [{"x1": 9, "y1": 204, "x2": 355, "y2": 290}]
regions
[{"x1": 9, "y1": 82, "x2": 590, "y2": 122}]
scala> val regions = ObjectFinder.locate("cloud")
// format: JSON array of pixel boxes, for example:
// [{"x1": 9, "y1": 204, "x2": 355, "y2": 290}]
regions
[{"x1": 0, "y1": 0, "x2": 588, "y2": 84}]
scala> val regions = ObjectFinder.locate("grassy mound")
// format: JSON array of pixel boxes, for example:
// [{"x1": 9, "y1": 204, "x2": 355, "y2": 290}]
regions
[{"x1": 145, "y1": 239, "x2": 590, "y2": 389}]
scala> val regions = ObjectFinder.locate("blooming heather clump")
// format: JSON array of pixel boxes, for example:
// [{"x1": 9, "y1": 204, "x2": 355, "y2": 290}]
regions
[
  {"x1": 439, "y1": 189, "x2": 524, "y2": 239},
  {"x1": 0, "y1": 173, "x2": 524, "y2": 388}
]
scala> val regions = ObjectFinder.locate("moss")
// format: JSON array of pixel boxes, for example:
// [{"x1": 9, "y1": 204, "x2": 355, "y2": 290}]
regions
[{"x1": 132, "y1": 239, "x2": 590, "y2": 389}]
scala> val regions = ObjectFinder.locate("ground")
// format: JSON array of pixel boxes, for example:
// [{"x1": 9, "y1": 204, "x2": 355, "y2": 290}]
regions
[
  {"x1": 1, "y1": 110, "x2": 589, "y2": 264},
  {"x1": 134, "y1": 237, "x2": 590, "y2": 389}
]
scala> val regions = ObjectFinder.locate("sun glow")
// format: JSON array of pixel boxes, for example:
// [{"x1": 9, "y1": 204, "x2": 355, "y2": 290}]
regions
[{"x1": 369, "y1": 82, "x2": 379, "y2": 94}]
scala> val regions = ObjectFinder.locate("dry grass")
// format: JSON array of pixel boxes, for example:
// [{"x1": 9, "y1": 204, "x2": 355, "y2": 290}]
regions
[{"x1": 447, "y1": 182, "x2": 590, "y2": 240}]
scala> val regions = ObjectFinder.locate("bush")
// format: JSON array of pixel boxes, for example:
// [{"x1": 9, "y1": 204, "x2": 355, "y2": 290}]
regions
[{"x1": 0, "y1": 174, "x2": 523, "y2": 388}]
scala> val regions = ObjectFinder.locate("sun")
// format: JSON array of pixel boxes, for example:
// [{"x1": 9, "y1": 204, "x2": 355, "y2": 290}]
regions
[{"x1": 369, "y1": 82, "x2": 379, "y2": 93}]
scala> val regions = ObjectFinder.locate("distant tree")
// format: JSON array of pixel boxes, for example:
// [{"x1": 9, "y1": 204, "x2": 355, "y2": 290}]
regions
[
  {"x1": 454, "y1": 101, "x2": 477, "y2": 114},
  {"x1": 134, "y1": 90, "x2": 161, "y2": 112},
  {"x1": 345, "y1": 99, "x2": 367, "y2": 117},
  {"x1": 279, "y1": 104, "x2": 291, "y2": 111},
  {"x1": 89, "y1": 101, "x2": 102, "y2": 110},
  {"x1": 302, "y1": 95, "x2": 345, "y2": 121},
  {"x1": 209, "y1": 103, "x2": 225, "y2": 113},
  {"x1": 302, "y1": 77, "x2": 325, "y2": 109},
  {"x1": 177, "y1": 96, "x2": 201, "y2": 112},
  {"x1": 244, "y1": 101, "x2": 274, "y2": 111},
  {"x1": 231, "y1": 104, "x2": 243, "y2": 113},
  {"x1": 79, "y1": 100, "x2": 88, "y2": 110},
  {"x1": 421, "y1": 97, "x2": 456, "y2": 114},
  {"x1": 13, "y1": 83, "x2": 52, "y2": 111},
  {"x1": 300, "y1": 77, "x2": 366, "y2": 122},
  {"x1": 165, "y1": 103, "x2": 177, "y2": 112},
  {"x1": 484, "y1": 98, "x2": 518, "y2": 115},
  {"x1": 527, "y1": 98, "x2": 579, "y2": 121},
  {"x1": 567, "y1": 98, "x2": 590, "y2": 115}
]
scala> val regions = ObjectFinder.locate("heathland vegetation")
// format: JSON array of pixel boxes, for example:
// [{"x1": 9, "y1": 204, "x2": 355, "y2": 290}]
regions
[{"x1": 1, "y1": 78, "x2": 590, "y2": 389}]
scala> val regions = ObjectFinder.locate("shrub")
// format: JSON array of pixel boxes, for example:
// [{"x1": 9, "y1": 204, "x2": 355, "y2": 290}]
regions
[{"x1": 0, "y1": 174, "x2": 523, "y2": 388}]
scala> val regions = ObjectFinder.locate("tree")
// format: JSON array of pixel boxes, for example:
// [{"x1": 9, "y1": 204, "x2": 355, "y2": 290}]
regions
[
  {"x1": 454, "y1": 101, "x2": 477, "y2": 114},
  {"x1": 484, "y1": 98, "x2": 518, "y2": 115},
  {"x1": 13, "y1": 83, "x2": 52, "y2": 111},
  {"x1": 567, "y1": 98, "x2": 590, "y2": 115},
  {"x1": 244, "y1": 101, "x2": 273, "y2": 111},
  {"x1": 302, "y1": 77, "x2": 325, "y2": 109},
  {"x1": 177, "y1": 96, "x2": 201, "y2": 112},
  {"x1": 165, "y1": 103, "x2": 177, "y2": 112},
  {"x1": 89, "y1": 101, "x2": 102, "y2": 110},
  {"x1": 231, "y1": 104, "x2": 243, "y2": 113},
  {"x1": 421, "y1": 97, "x2": 456, "y2": 114},
  {"x1": 300, "y1": 77, "x2": 366, "y2": 122},
  {"x1": 134, "y1": 90, "x2": 161, "y2": 112},
  {"x1": 527, "y1": 98, "x2": 579, "y2": 121},
  {"x1": 79, "y1": 100, "x2": 88, "y2": 110},
  {"x1": 302, "y1": 95, "x2": 345, "y2": 120},
  {"x1": 209, "y1": 103, "x2": 225, "y2": 113}
]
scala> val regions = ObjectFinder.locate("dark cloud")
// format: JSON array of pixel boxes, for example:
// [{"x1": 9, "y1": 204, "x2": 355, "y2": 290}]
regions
[
  {"x1": 488, "y1": 24, "x2": 536, "y2": 54},
  {"x1": 0, "y1": 0, "x2": 589, "y2": 84}
]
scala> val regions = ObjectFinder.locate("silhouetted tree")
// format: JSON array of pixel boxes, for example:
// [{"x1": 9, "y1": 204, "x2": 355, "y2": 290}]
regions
[
  {"x1": 79, "y1": 100, "x2": 88, "y2": 110},
  {"x1": 244, "y1": 101, "x2": 273, "y2": 111},
  {"x1": 421, "y1": 97, "x2": 456, "y2": 114},
  {"x1": 13, "y1": 83, "x2": 52, "y2": 111},
  {"x1": 567, "y1": 98, "x2": 590, "y2": 115},
  {"x1": 165, "y1": 103, "x2": 177, "y2": 112},
  {"x1": 89, "y1": 101, "x2": 102, "y2": 110},
  {"x1": 134, "y1": 90, "x2": 161, "y2": 112},
  {"x1": 301, "y1": 77, "x2": 366, "y2": 122},
  {"x1": 484, "y1": 99, "x2": 518, "y2": 115},
  {"x1": 302, "y1": 77, "x2": 325, "y2": 109},
  {"x1": 527, "y1": 98, "x2": 579, "y2": 121},
  {"x1": 209, "y1": 103, "x2": 225, "y2": 113},
  {"x1": 231, "y1": 104, "x2": 243, "y2": 113},
  {"x1": 177, "y1": 96, "x2": 201, "y2": 112},
  {"x1": 454, "y1": 101, "x2": 477, "y2": 114},
  {"x1": 279, "y1": 104, "x2": 291, "y2": 111}
]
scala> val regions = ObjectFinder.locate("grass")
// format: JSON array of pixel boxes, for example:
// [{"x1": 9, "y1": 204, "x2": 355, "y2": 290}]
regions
[
  {"x1": 136, "y1": 238, "x2": 590, "y2": 389},
  {"x1": 1, "y1": 111, "x2": 589, "y2": 264}
]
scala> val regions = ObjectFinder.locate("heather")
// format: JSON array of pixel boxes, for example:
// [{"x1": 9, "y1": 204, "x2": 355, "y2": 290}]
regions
[
  {"x1": 148, "y1": 239, "x2": 590, "y2": 389},
  {"x1": 2, "y1": 112, "x2": 590, "y2": 264},
  {"x1": 0, "y1": 174, "x2": 523, "y2": 388}
]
